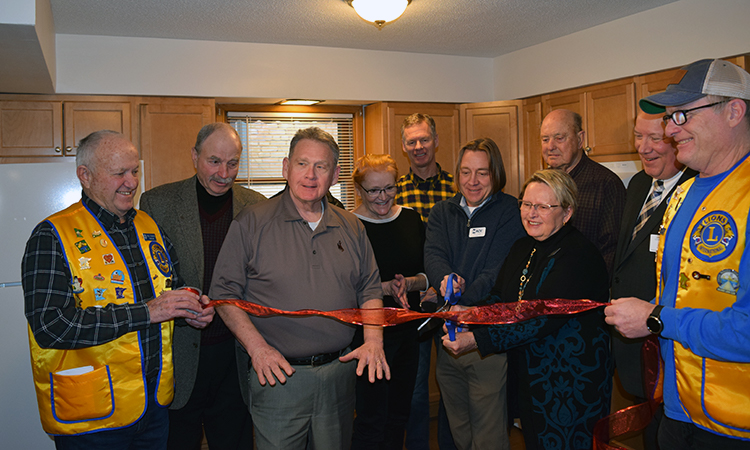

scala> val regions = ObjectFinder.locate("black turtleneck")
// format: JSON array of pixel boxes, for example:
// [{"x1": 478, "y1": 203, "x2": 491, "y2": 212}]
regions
[
  {"x1": 196, "y1": 179, "x2": 233, "y2": 216},
  {"x1": 196, "y1": 179, "x2": 234, "y2": 344}
]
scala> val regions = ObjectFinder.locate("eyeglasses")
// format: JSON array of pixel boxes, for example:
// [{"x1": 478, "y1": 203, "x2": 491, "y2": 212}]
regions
[
  {"x1": 663, "y1": 101, "x2": 725, "y2": 126},
  {"x1": 519, "y1": 200, "x2": 560, "y2": 215},
  {"x1": 360, "y1": 185, "x2": 397, "y2": 197}
]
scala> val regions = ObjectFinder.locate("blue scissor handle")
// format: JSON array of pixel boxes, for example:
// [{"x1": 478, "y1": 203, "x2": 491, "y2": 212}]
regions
[{"x1": 445, "y1": 273, "x2": 462, "y2": 341}]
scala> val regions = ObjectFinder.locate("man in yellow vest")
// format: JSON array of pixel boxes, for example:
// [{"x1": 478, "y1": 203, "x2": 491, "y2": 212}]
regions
[
  {"x1": 22, "y1": 130, "x2": 215, "y2": 449},
  {"x1": 606, "y1": 59, "x2": 750, "y2": 449}
]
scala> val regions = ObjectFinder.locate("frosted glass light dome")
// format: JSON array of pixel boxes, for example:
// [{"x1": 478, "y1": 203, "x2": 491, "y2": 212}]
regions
[{"x1": 350, "y1": 0, "x2": 410, "y2": 29}]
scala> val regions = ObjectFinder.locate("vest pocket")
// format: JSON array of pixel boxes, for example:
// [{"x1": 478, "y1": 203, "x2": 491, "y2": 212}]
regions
[
  {"x1": 51, "y1": 365, "x2": 114, "y2": 422},
  {"x1": 703, "y1": 359, "x2": 750, "y2": 431}
]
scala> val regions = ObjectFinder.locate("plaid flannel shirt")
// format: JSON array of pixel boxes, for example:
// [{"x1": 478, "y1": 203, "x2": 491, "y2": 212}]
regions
[
  {"x1": 395, "y1": 164, "x2": 455, "y2": 224},
  {"x1": 22, "y1": 192, "x2": 182, "y2": 381}
]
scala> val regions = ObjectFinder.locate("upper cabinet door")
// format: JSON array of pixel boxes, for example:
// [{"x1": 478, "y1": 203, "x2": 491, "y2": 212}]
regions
[
  {"x1": 585, "y1": 80, "x2": 636, "y2": 161},
  {"x1": 63, "y1": 102, "x2": 132, "y2": 157},
  {"x1": 522, "y1": 97, "x2": 544, "y2": 183},
  {"x1": 460, "y1": 101, "x2": 523, "y2": 197},
  {"x1": 541, "y1": 79, "x2": 636, "y2": 163},
  {"x1": 140, "y1": 100, "x2": 214, "y2": 190},
  {"x1": 0, "y1": 100, "x2": 63, "y2": 157}
]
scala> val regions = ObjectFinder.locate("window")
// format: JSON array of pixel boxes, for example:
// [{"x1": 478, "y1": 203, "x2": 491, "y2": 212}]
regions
[{"x1": 228, "y1": 112, "x2": 355, "y2": 209}]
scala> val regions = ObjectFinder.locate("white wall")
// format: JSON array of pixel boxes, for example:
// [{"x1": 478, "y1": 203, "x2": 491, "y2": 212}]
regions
[
  {"x1": 56, "y1": 35, "x2": 494, "y2": 103},
  {"x1": 493, "y1": 0, "x2": 750, "y2": 100},
  {"x1": 0, "y1": 0, "x2": 34, "y2": 23}
]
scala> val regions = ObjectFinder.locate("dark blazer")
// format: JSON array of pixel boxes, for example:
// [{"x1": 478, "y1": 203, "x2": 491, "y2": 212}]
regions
[
  {"x1": 610, "y1": 168, "x2": 696, "y2": 398},
  {"x1": 139, "y1": 176, "x2": 266, "y2": 409}
]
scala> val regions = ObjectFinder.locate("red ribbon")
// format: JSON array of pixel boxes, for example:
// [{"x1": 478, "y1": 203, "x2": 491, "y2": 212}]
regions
[
  {"x1": 207, "y1": 297, "x2": 660, "y2": 446},
  {"x1": 593, "y1": 336, "x2": 663, "y2": 449},
  {"x1": 206, "y1": 298, "x2": 604, "y2": 327}
]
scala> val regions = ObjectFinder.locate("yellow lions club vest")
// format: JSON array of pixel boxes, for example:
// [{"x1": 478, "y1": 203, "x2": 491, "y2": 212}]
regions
[
  {"x1": 656, "y1": 156, "x2": 750, "y2": 439},
  {"x1": 27, "y1": 201, "x2": 174, "y2": 436}
]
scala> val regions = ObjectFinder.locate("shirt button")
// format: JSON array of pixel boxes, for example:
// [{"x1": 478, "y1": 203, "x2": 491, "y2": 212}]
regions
[{"x1": 312, "y1": 250, "x2": 317, "y2": 254}]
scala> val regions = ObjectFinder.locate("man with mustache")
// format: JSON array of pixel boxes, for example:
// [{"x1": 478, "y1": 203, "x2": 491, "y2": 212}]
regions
[{"x1": 140, "y1": 122, "x2": 265, "y2": 449}]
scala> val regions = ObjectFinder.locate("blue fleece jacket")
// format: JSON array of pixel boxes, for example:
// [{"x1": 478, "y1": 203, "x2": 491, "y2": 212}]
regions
[{"x1": 425, "y1": 190, "x2": 526, "y2": 306}]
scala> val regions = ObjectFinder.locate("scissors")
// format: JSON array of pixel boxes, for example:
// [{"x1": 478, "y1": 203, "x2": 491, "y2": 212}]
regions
[
  {"x1": 443, "y1": 273, "x2": 462, "y2": 341},
  {"x1": 416, "y1": 273, "x2": 463, "y2": 338}
]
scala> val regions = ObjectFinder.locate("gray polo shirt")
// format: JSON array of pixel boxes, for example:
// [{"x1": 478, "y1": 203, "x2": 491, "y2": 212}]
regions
[{"x1": 210, "y1": 190, "x2": 382, "y2": 358}]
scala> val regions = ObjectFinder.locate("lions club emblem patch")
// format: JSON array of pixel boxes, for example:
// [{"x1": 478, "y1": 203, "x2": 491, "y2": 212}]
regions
[
  {"x1": 149, "y1": 241, "x2": 172, "y2": 277},
  {"x1": 690, "y1": 211, "x2": 737, "y2": 262}
]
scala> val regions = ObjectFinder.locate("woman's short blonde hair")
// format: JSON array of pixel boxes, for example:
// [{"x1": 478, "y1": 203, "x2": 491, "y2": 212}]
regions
[
  {"x1": 352, "y1": 154, "x2": 399, "y2": 186},
  {"x1": 520, "y1": 169, "x2": 578, "y2": 213}
]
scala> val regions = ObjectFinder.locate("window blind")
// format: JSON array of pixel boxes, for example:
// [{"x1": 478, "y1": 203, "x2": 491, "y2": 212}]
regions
[{"x1": 228, "y1": 112, "x2": 356, "y2": 210}]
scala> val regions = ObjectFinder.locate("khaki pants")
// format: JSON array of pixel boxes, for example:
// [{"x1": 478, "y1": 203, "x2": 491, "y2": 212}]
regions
[
  {"x1": 436, "y1": 346, "x2": 509, "y2": 450},
  {"x1": 249, "y1": 358, "x2": 356, "y2": 450}
]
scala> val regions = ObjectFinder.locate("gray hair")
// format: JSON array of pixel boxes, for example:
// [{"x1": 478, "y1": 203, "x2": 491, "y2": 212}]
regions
[
  {"x1": 401, "y1": 113, "x2": 437, "y2": 142},
  {"x1": 288, "y1": 127, "x2": 340, "y2": 164},
  {"x1": 194, "y1": 122, "x2": 241, "y2": 154},
  {"x1": 570, "y1": 111, "x2": 583, "y2": 134},
  {"x1": 76, "y1": 130, "x2": 124, "y2": 172}
]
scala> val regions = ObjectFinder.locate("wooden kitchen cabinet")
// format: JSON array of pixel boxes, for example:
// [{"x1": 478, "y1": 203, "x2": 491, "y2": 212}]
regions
[
  {"x1": 0, "y1": 96, "x2": 131, "y2": 161},
  {"x1": 63, "y1": 102, "x2": 131, "y2": 157},
  {"x1": 0, "y1": 100, "x2": 62, "y2": 159},
  {"x1": 364, "y1": 102, "x2": 460, "y2": 179},
  {"x1": 637, "y1": 55, "x2": 749, "y2": 100},
  {"x1": 522, "y1": 97, "x2": 544, "y2": 183},
  {"x1": 459, "y1": 100, "x2": 523, "y2": 197},
  {"x1": 139, "y1": 97, "x2": 215, "y2": 190},
  {"x1": 584, "y1": 79, "x2": 636, "y2": 161},
  {"x1": 541, "y1": 78, "x2": 636, "y2": 163}
]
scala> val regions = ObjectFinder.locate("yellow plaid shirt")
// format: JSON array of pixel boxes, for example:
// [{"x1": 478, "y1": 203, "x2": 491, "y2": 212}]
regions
[{"x1": 395, "y1": 163, "x2": 455, "y2": 224}]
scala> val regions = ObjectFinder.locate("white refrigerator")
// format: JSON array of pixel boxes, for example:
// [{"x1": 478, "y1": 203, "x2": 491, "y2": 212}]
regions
[{"x1": 0, "y1": 161, "x2": 82, "y2": 449}]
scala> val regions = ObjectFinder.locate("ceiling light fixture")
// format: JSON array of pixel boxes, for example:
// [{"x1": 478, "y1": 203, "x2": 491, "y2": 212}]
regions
[
  {"x1": 348, "y1": 0, "x2": 411, "y2": 30},
  {"x1": 277, "y1": 99, "x2": 323, "y2": 106}
]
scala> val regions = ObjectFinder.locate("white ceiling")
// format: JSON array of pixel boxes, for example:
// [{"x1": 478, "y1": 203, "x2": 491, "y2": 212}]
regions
[{"x1": 49, "y1": 0, "x2": 677, "y2": 58}]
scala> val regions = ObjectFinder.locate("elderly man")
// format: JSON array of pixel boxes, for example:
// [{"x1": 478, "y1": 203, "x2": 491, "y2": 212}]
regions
[
  {"x1": 210, "y1": 127, "x2": 388, "y2": 450},
  {"x1": 606, "y1": 59, "x2": 750, "y2": 449},
  {"x1": 140, "y1": 123, "x2": 265, "y2": 449},
  {"x1": 611, "y1": 110, "x2": 697, "y2": 449},
  {"x1": 540, "y1": 109, "x2": 626, "y2": 275},
  {"x1": 22, "y1": 130, "x2": 214, "y2": 449},
  {"x1": 396, "y1": 113, "x2": 456, "y2": 450}
]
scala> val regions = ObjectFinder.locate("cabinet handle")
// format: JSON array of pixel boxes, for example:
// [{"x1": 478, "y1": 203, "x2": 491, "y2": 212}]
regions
[
  {"x1": 55, "y1": 147, "x2": 61, "y2": 153},
  {"x1": 65, "y1": 146, "x2": 73, "y2": 153}
]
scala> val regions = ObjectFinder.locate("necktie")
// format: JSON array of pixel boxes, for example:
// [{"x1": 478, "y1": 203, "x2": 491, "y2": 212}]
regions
[{"x1": 632, "y1": 180, "x2": 665, "y2": 240}]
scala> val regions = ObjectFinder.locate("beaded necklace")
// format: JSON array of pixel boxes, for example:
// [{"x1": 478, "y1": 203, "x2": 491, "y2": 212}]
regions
[{"x1": 518, "y1": 247, "x2": 536, "y2": 300}]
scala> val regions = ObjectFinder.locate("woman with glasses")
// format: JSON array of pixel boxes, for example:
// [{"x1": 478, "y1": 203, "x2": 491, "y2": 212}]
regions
[
  {"x1": 425, "y1": 137, "x2": 526, "y2": 450},
  {"x1": 350, "y1": 154, "x2": 427, "y2": 450},
  {"x1": 443, "y1": 169, "x2": 612, "y2": 450}
]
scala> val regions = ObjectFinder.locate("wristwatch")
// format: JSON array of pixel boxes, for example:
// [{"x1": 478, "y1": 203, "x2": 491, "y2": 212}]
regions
[{"x1": 646, "y1": 305, "x2": 665, "y2": 335}]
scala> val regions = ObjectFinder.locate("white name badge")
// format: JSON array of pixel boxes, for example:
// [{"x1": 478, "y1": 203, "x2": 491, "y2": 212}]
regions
[
  {"x1": 469, "y1": 227, "x2": 486, "y2": 238},
  {"x1": 650, "y1": 234, "x2": 660, "y2": 253}
]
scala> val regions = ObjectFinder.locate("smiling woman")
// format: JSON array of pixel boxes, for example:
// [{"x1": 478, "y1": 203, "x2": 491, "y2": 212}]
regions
[
  {"x1": 349, "y1": 153, "x2": 426, "y2": 448},
  {"x1": 443, "y1": 169, "x2": 612, "y2": 450}
]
